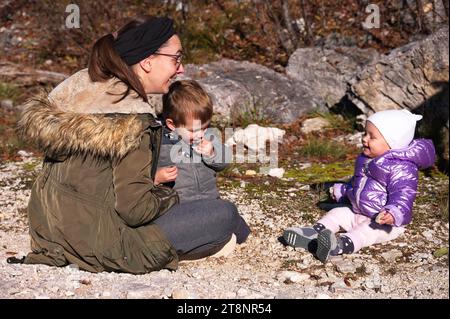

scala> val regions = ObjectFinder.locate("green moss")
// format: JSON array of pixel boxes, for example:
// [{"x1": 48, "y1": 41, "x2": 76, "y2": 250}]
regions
[
  {"x1": 22, "y1": 161, "x2": 40, "y2": 172},
  {"x1": 284, "y1": 161, "x2": 354, "y2": 184},
  {"x1": 433, "y1": 247, "x2": 449, "y2": 258}
]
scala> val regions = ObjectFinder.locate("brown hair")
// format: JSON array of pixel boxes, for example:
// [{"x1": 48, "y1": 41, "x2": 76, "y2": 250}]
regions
[
  {"x1": 88, "y1": 16, "x2": 168, "y2": 103},
  {"x1": 162, "y1": 80, "x2": 213, "y2": 126}
]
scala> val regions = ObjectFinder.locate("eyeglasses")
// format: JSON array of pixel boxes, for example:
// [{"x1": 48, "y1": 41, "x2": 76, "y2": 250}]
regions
[{"x1": 153, "y1": 52, "x2": 183, "y2": 67}]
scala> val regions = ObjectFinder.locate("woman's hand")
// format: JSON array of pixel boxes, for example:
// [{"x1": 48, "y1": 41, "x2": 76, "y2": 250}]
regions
[
  {"x1": 154, "y1": 166, "x2": 178, "y2": 185},
  {"x1": 194, "y1": 138, "x2": 215, "y2": 157},
  {"x1": 375, "y1": 210, "x2": 395, "y2": 225}
]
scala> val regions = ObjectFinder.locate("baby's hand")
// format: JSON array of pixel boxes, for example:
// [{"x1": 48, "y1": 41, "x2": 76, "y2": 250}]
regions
[
  {"x1": 194, "y1": 138, "x2": 215, "y2": 157},
  {"x1": 155, "y1": 166, "x2": 178, "y2": 185},
  {"x1": 375, "y1": 210, "x2": 394, "y2": 225},
  {"x1": 329, "y1": 186, "x2": 337, "y2": 201}
]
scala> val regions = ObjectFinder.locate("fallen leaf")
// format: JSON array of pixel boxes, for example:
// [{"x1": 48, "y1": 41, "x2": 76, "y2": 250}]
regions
[
  {"x1": 79, "y1": 279, "x2": 92, "y2": 285},
  {"x1": 423, "y1": 3, "x2": 433, "y2": 13},
  {"x1": 433, "y1": 247, "x2": 448, "y2": 258},
  {"x1": 344, "y1": 277, "x2": 352, "y2": 287}
]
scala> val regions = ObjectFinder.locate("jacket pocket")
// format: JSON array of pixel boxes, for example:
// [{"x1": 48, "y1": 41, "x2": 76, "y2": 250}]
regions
[{"x1": 93, "y1": 210, "x2": 124, "y2": 262}]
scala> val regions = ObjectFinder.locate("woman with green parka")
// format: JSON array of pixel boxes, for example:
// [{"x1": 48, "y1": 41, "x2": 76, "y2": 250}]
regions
[{"x1": 16, "y1": 16, "x2": 250, "y2": 274}]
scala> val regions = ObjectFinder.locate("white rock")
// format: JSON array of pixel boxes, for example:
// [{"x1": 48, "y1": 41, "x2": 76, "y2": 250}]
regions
[
  {"x1": 9, "y1": 270, "x2": 23, "y2": 277},
  {"x1": 381, "y1": 250, "x2": 403, "y2": 262},
  {"x1": 298, "y1": 184, "x2": 310, "y2": 191},
  {"x1": 334, "y1": 132, "x2": 364, "y2": 148},
  {"x1": 268, "y1": 168, "x2": 285, "y2": 178},
  {"x1": 298, "y1": 163, "x2": 312, "y2": 170},
  {"x1": 17, "y1": 150, "x2": 33, "y2": 158},
  {"x1": 333, "y1": 259, "x2": 357, "y2": 274},
  {"x1": 245, "y1": 170, "x2": 257, "y2": 176},
  {"x1": 422, "y1": 230, "x2": 434, "y2": 240},
  {"x1": 228, "y1": 124, "x2": 285, "y2": 151},
  {"x1": 1, "y1": 99, "x2": 14, "y2": 110},
  {"x1": 277, "y1": 271, "x2": 309, "y2": 283},
  {"x1": 330, "y1": 280, "x2": 352, "y2": 294},
  {"x1": 67, "y1": 264, "x2": 79, "y2": 271},
  {"x1": 301, "y1": 117, "x2": 330, "y2": 134},
  {"x1": 171, "y1": 288, "x2": 191, "y2": 299},
  {"x1": 236, "y1": 288, "x2": 249, "y2": 297}
]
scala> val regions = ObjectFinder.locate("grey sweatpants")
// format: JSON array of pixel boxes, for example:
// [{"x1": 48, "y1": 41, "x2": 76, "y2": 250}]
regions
[{"x1": 154, "y1": 199, "x2": 250, "y2": 259}]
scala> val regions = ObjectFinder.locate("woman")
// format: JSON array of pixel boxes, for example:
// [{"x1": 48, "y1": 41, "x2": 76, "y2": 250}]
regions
[{"x1": 17, "y1": 16, "x2": 250, "y2": 274}]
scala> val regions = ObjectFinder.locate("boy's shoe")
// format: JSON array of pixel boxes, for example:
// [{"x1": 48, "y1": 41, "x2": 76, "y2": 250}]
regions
[
  {"x1": 316, "y1": 229, "x2": 338, "y2": 263},
  {"x1": 283, "y1": 227, "x2": 319, "y2": 250},
  {"x1": 179, "y1": 234, "x2": 237, "y2": 265},
  {"x1": 209, "y1": 233, "x2": 236, "y2": 258}
]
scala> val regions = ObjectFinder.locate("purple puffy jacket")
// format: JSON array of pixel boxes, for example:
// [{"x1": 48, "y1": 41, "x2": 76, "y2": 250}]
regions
[{"x1": 333, "y1": 139, "x2": 436, "y2": 226}]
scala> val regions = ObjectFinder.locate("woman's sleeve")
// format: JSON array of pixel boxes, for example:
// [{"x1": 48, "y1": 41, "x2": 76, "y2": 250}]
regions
[{"x1": 112, "y1": 133, "x2": 178, "y2": 227}]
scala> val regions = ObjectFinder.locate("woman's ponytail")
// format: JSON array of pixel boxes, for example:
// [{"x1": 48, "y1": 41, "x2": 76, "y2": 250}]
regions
[{"x1": 88, "y1": 30, "x2": 148, "y2": 103}]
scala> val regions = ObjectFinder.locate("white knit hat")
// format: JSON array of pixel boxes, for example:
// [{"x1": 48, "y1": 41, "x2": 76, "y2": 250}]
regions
[{"x1": 367, "y1": 109, "x2": 423, "y2": 150}]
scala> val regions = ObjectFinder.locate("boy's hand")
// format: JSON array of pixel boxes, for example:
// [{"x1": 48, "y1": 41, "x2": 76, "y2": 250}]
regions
[
  {"x1": 194, "y1": 138, "x2": 215, "y2": 157},
  {"x1": 375, "y1": 210, "x2": 394, "y2": 225},
  {"x1": 154, "y1": 166, "x2": 178, "y2": 185}
]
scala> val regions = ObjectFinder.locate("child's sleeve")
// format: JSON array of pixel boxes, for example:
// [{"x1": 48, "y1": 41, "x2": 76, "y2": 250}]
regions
[
  {"x1": 332, "y1": 179, "x2": 353, "y2": 203},
  {"x1": 202, "y1": 143, "x2": 232, "y2": 172},
  {"x1": 382, "y1": 162, "x2": 419, "y2": 226}
]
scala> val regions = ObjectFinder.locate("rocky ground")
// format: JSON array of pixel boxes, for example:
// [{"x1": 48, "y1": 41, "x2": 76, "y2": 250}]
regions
[{"x1": 0, "y1": 153, "x2": 448, "y2": 300}]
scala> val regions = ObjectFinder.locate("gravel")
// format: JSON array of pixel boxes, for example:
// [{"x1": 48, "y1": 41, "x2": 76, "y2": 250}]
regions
[{"x1": 0, "y1": 157, "x2": 448, "y2": 299}]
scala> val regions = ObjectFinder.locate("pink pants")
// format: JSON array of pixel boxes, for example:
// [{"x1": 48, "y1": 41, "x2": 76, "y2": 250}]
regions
[{"x1": 317, "y1": 206, "x2": 405, "y2": 253}]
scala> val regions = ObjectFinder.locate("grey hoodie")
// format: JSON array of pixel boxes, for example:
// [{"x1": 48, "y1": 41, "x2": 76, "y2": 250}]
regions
[{"x1": 157, "y1": 126, "x2": 231, "y2": 202}]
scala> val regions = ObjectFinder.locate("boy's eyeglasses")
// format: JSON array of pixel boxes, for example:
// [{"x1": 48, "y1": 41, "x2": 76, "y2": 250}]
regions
[{"x1": 153, "y1": 52, "x2": 183, "y2": 67}]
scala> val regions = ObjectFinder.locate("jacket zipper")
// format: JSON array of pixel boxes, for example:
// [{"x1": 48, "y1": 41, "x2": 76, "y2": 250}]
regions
[
  {"x1": 355, "y1": 161, "x2": 371, "y2": 209},
  {"x1": 190, "y1": 145, "x2": 201, "y2": 195}
]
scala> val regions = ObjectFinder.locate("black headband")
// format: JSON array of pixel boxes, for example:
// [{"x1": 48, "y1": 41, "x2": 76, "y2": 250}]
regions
[{"x1": 113, "y1": 17, "x2": 175, "y2": 66}]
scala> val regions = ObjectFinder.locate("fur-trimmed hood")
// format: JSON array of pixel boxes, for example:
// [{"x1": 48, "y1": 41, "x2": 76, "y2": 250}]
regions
[{"x1": 18, "y1": 69, "x2": 162, "y2": 159}]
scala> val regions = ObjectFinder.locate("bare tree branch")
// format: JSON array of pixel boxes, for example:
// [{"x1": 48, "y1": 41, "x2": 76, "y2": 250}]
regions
[
  {"x1": 443, "y1": 0, "x2": 449, "y2": 18},
  {"x1": 299, "y1": 0, "x2": 312, "y2": 45},
  {"x1": 264, "y1": 0, "x2": 292, "y2": 53},
  {"x1": 281, "y1": 0, "x2": 299, "y2": 48}
]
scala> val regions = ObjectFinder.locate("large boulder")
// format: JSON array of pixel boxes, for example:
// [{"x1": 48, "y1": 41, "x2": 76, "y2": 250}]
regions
[
  {"x1": 286, "y1": 46, "x2": 379, "y2": 108},
  {"x1": 347, "y1": 26, "x2": 449, "y2": 114},
  {"x1": 180, "y1": 59, "x2": 326, "y2": 124},
  {"x1": 348, "y1": 26, "x2": 449, "y2": 171}
]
